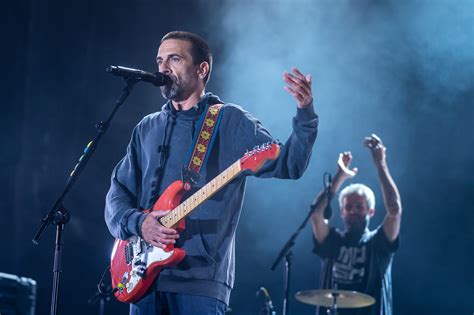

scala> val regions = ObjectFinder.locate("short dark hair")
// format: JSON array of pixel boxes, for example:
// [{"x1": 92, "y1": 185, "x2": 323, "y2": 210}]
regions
[{"x1": 161, "y1": 31, "x2": 213, "y2": 85}]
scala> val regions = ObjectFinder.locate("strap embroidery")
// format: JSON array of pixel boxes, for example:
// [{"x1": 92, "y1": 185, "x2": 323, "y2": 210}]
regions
[{"x1": 182, "y1": 104, "x2": 223, "y2": 190}]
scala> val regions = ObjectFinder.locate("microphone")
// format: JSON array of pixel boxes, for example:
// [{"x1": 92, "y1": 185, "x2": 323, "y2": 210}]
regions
[
  {"x1": 106, "y1": 65, "x2": 172, "y2": 86},
  {"x1": 323, "y1": 173, "x2": 333, "y2": 219}
]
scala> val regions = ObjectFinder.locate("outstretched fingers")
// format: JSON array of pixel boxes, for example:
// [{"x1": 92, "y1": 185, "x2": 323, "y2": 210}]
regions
[{"x1": 283, "y1": 67, "x2": 313, "y2": 108}]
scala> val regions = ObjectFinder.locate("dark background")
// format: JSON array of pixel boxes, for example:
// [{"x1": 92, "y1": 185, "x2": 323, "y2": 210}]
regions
[{"x1": 2, "y1": 0, "x2": 473, "y2": 314}]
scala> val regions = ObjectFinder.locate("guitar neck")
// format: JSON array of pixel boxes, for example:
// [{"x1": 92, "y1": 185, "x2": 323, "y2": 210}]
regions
[{"x1": 160, "y1": 160, "x2": 242, "y2": 228}]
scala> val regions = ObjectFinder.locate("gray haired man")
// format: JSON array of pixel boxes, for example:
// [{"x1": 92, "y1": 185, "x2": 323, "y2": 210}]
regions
[{"x1": 310, "y1": 134, "x2": 402, "y2": 315}]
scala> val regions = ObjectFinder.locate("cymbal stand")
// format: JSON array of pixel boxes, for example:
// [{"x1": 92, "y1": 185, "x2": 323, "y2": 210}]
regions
[
  {"x1": 271, "y1": 172, "x2": 333, "y2": 315},
  {"x1": 326, "y1": 292, "x2": 339, "y2": 315}
]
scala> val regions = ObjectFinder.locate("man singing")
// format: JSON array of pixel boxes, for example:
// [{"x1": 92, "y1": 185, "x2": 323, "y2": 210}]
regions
[{"x1": 105, "y1": 31, "x2": 318, "y2": 315}]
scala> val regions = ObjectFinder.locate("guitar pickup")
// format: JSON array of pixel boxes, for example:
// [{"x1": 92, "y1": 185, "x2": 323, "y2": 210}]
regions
[{"x1": 125, "y1": 244, "x2": 134, "y2": 264}]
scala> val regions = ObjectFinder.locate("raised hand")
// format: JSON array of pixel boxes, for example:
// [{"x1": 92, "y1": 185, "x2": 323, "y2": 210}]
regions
[
  {"x1": 140, "y1": 210, "x2": 179, "y2": 249},
  {"x1": 283, "y1": 67, "x2": 313, "y2": 108},
  {"x1": 337, "y1": 151, "x2": 358, "y2": 178},
  {"x1": 364, "y1": 133, "x2": 386, "y2": 164}
]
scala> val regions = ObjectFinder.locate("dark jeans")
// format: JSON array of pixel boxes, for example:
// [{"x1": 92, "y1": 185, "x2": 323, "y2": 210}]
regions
[{"x1": 130, "y1": 291, "x2": 227, "y2": 315}]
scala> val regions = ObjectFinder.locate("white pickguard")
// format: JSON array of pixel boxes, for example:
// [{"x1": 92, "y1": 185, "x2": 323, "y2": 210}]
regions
[{"x1": 125, "y1": 236, "x2": 174, "y2": 294}]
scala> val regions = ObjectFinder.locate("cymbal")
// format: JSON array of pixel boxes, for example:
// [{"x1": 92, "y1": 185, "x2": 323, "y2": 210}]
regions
[{"x1": 295, "y1": 290, "x2": 375, "y2": 308}]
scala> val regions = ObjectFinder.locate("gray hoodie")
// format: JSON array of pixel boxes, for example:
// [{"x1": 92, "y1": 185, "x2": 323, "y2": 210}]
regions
[{"x1": 105, "y1": 93, "x2": 318, "y2": 304}]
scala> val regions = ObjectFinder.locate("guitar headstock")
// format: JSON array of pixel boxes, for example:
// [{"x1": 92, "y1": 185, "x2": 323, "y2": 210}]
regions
[{"x1": 240, "y1": 142, "x2": 280, "y2": 172}]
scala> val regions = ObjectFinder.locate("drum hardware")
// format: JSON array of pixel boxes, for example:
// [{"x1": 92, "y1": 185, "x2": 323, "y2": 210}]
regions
[{"x1": 295, "y1": 289, "x2": 375, "y2": 315}]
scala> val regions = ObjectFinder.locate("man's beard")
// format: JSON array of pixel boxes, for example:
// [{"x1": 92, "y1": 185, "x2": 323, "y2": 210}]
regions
[
  {"x1": 160, "y1": 73, "x2": 193, "y2": 101},
  {"x1": 344, "y1": 215, "x2": 370, "y2": 235},
  {"x1": 160, "y1": 79, "x2": 181, "y2": 100}
]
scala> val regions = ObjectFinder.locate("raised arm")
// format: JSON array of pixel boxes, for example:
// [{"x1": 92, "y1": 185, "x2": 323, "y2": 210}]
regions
[
  {"x1": 364, "y1": 134, "x2": 402, "y2": 242},
  {"x1": 311, "y1": 152, "x2": 358, "y2": 243},
  {"x1": 233, "y1": 67, "x2": 318, "y2": 179}
]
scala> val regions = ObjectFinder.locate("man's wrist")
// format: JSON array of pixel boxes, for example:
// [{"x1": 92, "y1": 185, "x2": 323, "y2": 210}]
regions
[
  {"x1": 334, "y1": 169, "x2": 350, "y2": 182},
  {"x1": 137, "y1": 212, "x2": 147, "y2": 238},
  {"x1": 296, "y1": 102, "x2": 317, "y2": 121}
]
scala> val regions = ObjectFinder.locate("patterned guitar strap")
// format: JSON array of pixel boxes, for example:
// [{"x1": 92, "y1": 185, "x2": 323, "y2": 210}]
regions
[{"x1": 181, "y1": 103, "x2": 223, "y2": 191}]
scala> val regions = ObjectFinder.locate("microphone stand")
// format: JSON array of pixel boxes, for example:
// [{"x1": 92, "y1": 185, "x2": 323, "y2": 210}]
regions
[
  {"x1": 88, "y1": 283, "x2": 115, "y2": 315},
  {"x1": 270, "y1": 172, "x2": 333, "y2": 315},
  {"x1": 32, "y1": 77, "x2": 140, "y2": 315},
  {"x1": 323, "y1": 173, "x2": 333, "y2": 220}
]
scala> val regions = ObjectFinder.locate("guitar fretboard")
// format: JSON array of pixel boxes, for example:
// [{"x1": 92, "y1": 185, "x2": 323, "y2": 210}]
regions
[{"x1": 160, "y1": 160, "x2": 242, "y2": 228}]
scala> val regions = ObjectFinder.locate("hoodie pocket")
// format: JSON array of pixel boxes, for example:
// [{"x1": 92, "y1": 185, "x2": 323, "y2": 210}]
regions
[{"x1": 161, "y1": 216, "x2": 216, "y2": 280}]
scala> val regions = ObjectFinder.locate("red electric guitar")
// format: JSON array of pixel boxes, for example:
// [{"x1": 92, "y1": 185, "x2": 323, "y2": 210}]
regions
[{"x1": 110, "y1": 142, "x2": 280, "y2": 303}]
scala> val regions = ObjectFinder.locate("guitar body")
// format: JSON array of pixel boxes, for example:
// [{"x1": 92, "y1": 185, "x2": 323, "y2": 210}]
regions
[
  {"x1": 110, "y1": 142, "x2": 280, "y2": 304},
  {"x1": 110, "y1": 180, "x2": 187, "y2": 303}
]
